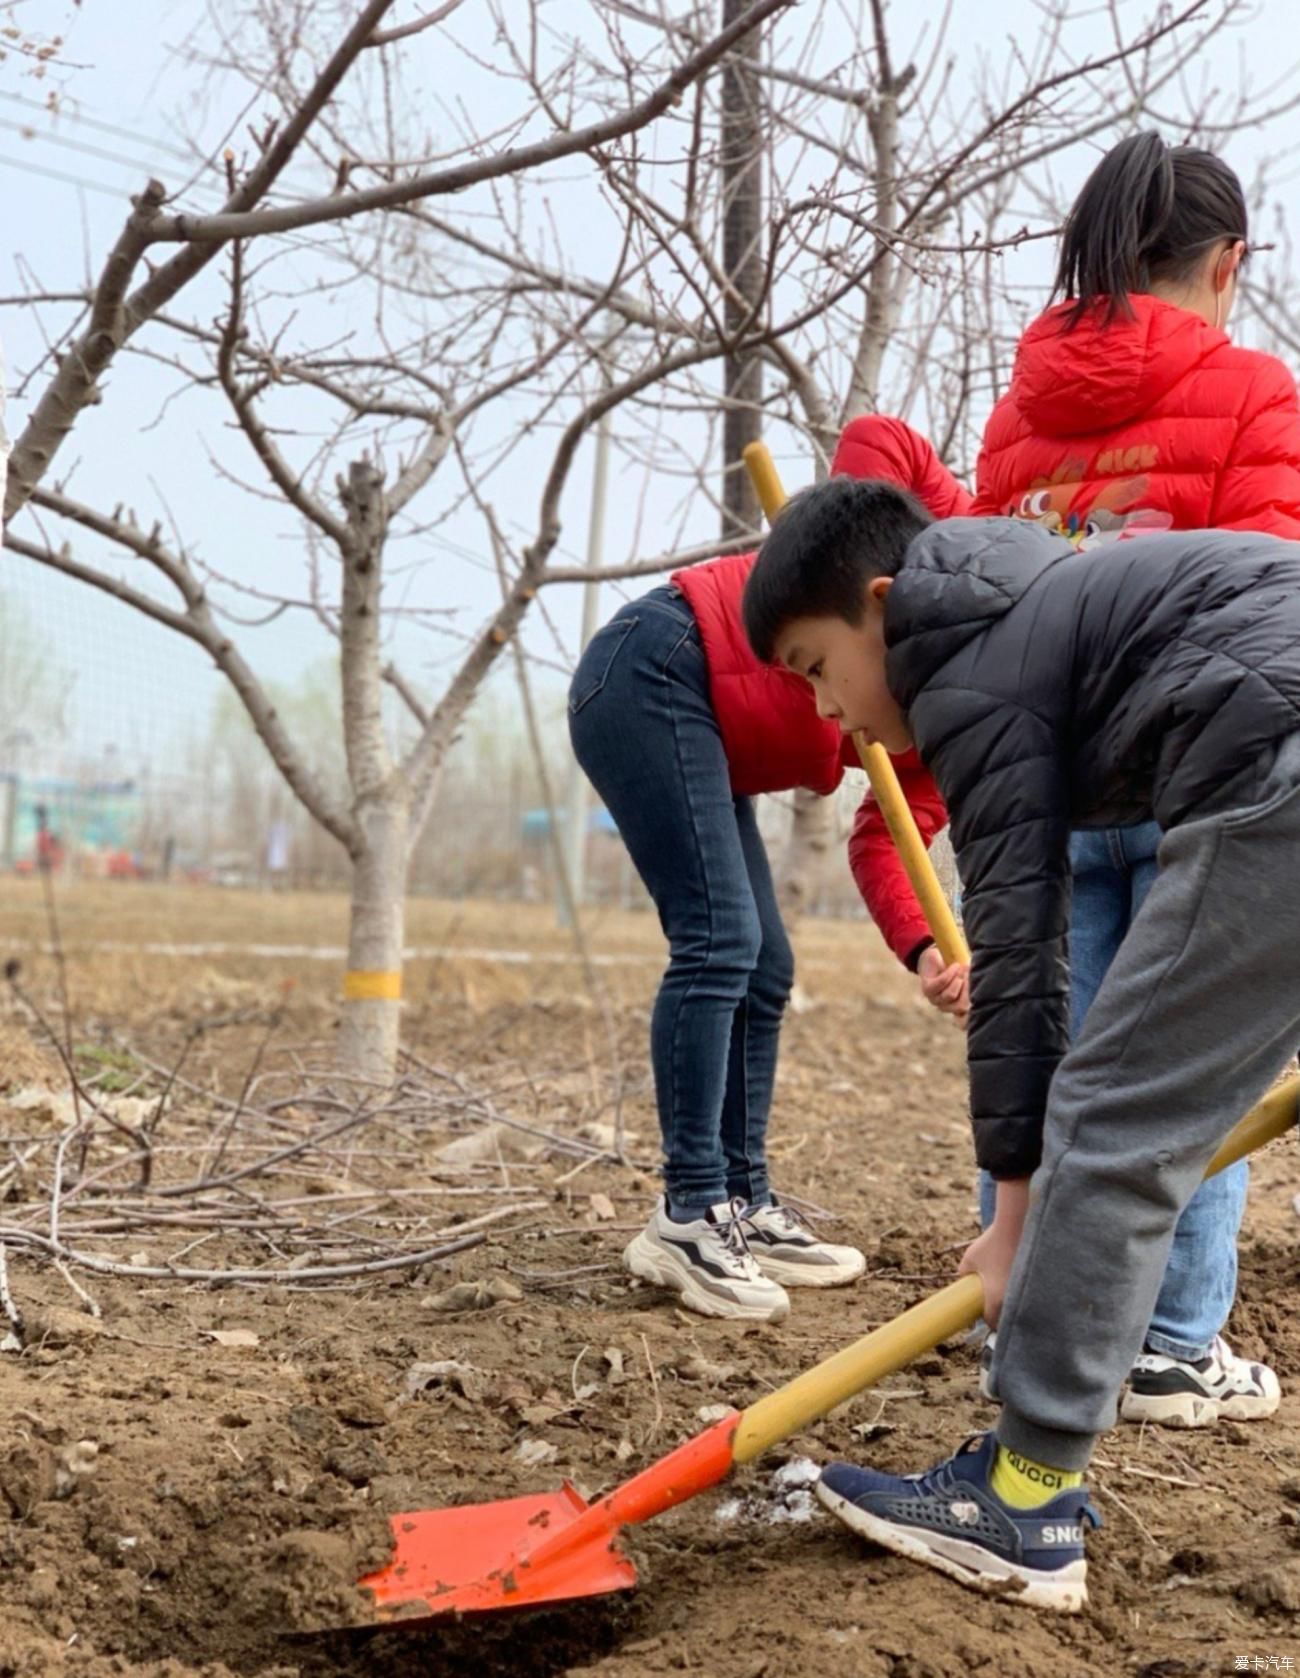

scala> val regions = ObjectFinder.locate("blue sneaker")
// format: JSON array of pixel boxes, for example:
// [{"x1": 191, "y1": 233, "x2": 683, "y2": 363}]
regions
[{"x1": 816, "y1": 1433, "x2": 1099, "y2": 1614}]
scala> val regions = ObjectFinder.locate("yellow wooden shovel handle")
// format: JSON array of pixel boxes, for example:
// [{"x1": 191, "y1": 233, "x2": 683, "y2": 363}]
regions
[
  {"x1": 731, "y1": 1076, "x2": 1298, "y2": 1461},
  {"x1": 740, "y1": 439, "x2": 789, "y2": 527},
  {"x1": 732, "y1": 1271, "x2": 982, "y2": 1462},
  {"x1": 741, "y1": 441, "x2": 968, "y2": 966},
  {"x1": 854, "y1": 736, "x2": 968, "y2": 966}
]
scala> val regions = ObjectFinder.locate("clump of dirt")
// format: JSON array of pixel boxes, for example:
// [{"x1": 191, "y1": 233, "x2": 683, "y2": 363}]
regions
[{"x1": 0, "y1": 1342, "x2": 400, "y2": 1675}]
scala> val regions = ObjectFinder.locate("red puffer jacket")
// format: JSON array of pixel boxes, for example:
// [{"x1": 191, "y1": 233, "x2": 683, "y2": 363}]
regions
[
  {"x1": 974, "y1": 293, "x2": 1300, "y2": 536},
  {"x1": 670, "y1": 416, "x2": 969, "y2": 965},
  {"x1": 850, "y1": 292, "x2": 1300, "y2": 965}
]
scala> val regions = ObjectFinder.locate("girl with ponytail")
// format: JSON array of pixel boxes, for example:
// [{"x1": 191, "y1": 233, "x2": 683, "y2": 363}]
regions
[{"x1": 977, "y1": 132, "x2": 1300, "y2": 538}]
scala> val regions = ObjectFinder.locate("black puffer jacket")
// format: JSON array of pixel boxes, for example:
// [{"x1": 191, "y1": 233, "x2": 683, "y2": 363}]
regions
[{"x1": 886, "y1": 517, "x2": 1300, "y2": 1178}]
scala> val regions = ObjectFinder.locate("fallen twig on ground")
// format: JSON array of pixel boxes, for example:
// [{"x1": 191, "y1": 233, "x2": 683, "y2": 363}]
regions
[
  {"x1": 1, "y1": 995, "x2": 641, "y2": 1301},
  {"x1": 0, "y1": 1241, "x2": 24, "y2": 1348},
  {"x1": 0, "y1": 1223, "x2": 487, "y2": 1284}
]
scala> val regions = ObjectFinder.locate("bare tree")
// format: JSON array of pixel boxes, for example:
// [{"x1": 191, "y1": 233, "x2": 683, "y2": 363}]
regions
[
  {"x1": 541, "y1": 0, "x2": 1300, "y2": 917},
  {"x1": 2, "y1": 0, "x2": 791, "y2": 1080},
  {"x1": 5, "y1": 0, "x2": 1295, "y2": 1080}
]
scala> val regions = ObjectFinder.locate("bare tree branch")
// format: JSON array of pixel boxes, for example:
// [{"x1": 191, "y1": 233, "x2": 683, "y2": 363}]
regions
[
  {"x1": 541, "y1": 531, "x2": 757, "y2": 587},
  {"x1": 382, "y1": 660, "x2": 430, "y2": 727},
  {"x1": 150, "y1": 0, "x2": 794, "y2": 243},
  {"x1": 4, "y1": 181, "x2": 168, "y2": 519},
  {"x1": 216, "y1": 241, "x2": 351, "y2": 546},
  {"x1": 5, "y1": 0, "x2": 400, "y2": 520},
  {"x1": 370, "y1": 0, "x2": 466, "y2": 49}
]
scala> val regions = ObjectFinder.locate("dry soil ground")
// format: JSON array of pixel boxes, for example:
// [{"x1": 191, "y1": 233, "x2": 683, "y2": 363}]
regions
[{"x1": 0, "y1": 881, "x2": 1297, "y2": 1678}]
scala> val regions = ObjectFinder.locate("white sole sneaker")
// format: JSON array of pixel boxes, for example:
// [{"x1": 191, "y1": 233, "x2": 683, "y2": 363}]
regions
[
  {"x1": 623, "y1": 1229, "x2": 790, "y2": 1322},
  {"x1": 1120, "y1": 1384, "x2": 1281, "y2": 1427},
  {"x1": 815, "y1": 1480, "x2": 1089, "y2": 1614},
  {"x1": 1121, "y1": 1338, "x2": 1281, "y2": 1428},
  {"x1": 741, "y1": 1203, "x2": 867, "y2": 1288},
  {"x1": 749, "y1": 1248, "x2": 866, "y2": 1288}
]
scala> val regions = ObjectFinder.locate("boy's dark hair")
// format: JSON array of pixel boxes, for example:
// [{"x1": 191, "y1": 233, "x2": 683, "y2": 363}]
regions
[
  {"x1": 1054, "y1": 132, "x2": 1248, "y2": 327},
  {"x1": 742, "y1": 476, "x2": 932, "y2": 664}
]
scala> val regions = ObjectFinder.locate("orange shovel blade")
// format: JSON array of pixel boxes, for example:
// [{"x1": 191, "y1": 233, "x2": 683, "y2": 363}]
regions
[
  {"x1": 359, "y1": 1415, "x2": 739, "y2": 1622},
  {"x1": 360, "y1": 1483, "x2": 638, "y2": 1620}
]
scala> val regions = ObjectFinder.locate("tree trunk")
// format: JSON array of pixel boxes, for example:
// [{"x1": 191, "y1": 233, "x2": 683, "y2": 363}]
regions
[
  {"x1": 841, "y1": 30, "x2": 910, "y2": 425},
  {"x1": 337, "y1": 458, "x2": 407, "y2": 1084},
  {"x1": 338, "y1": 782, "x2": 410, "y2": 1084},
  {"x1": 720, "y1": 0, "x2": 765, "y2": 539},
  {"x1": 777, "y1": 42, "x2": 907, "y2": 924},
  {"x1": 721, "y1": 6, "x2": 811, "y2": 920},
  {"x1": 776, "y1": 787, "x2": 834, "y2": 922}
]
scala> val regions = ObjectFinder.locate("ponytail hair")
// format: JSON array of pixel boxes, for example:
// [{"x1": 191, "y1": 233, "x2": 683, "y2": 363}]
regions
[{"x1": 1054, "y1": 132, "x2": 1248, "y2": 326}]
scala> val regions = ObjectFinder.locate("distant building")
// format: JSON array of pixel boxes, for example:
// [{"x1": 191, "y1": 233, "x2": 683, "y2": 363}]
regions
[{"x1": 1, "y1": 775, "x2": 141, "y2": 873}]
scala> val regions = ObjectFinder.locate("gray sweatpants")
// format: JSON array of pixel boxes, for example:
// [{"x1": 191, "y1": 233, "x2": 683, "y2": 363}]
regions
[{"x1": 992, "y1": 738, "x2": 1300, "y2": 1471}]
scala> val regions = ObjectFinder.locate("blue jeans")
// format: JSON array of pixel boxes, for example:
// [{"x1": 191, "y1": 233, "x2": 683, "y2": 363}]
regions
[
  {"x1": 980, "y1": 821, "x2": 1248, "y2": 1361},
  {"x1": 568, "y1": 586, "x2": 791, "y2": 1217}
]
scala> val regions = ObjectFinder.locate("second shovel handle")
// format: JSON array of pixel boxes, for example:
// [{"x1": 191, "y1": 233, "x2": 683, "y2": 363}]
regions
[
  {"x1": 740, "y1": 441, "x2": 968, "y2": 968},
  {"x1": 854, "y1": 736, "x2": 969, "y2": 967},
  {"x1": 858, "y1": 738, "x2": 972, "y2": 966}
]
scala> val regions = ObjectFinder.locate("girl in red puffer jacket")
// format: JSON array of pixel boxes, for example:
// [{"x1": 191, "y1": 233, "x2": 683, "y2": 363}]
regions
[
  {"x1": 567, "y1": 419, "x2": 964, "y2": 1323},
  {"x1": 854, "y1": 132, "x2": 1300, "y2": 1426}
]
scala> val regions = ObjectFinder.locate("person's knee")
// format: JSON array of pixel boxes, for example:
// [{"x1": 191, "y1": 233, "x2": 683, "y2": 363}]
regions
[
  {"x1": 1050, "y1": 1144, "x2": 1200, "y2": 1227},
  {"x1": 667, "y1": 902, "x2": 763, "y2": 988},
  {"x1": 751, "y1": 922, "x2": 795, "y2": 1008}
]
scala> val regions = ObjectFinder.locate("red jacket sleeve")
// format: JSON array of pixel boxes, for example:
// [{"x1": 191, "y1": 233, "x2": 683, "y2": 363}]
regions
[
  {"x1": 1209, "y1": 356, "x2": 1300, "y2": 537},
  {"x1": 831, "y1": 414, "x2": 975, "y2": 518},
  {"x1": 848, "y1": 754, "x2": 949, "y2": 967},
  {"x1": 829, "y1": 414, "x2": 967, "y2": 966}
]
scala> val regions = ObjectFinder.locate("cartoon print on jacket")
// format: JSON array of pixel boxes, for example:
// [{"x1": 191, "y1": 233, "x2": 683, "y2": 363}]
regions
[{"x1": 1007, "y1": 456, "x2": 1173, "y2": 549}]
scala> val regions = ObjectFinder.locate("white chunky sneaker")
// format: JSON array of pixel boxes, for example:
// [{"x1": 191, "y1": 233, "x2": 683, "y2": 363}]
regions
[
  {"x1": 981, "y1": 1331, "x2": 1280, "y2": 1428},
  {"x1": 623, "y1": 1198, "x2": 790, "y2": 1322},
  {"x1": 740, "y1": 1200, "x2": 866, "y2": 1288},
  {"x1": 1120, "y1": 1335, "x2": 1281, "y2": 1428}
]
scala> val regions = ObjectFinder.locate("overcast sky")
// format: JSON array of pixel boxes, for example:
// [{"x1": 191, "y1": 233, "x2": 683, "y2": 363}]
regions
[{"x1": 3, "y1": 0, "x2": 1298, "y2": 781}]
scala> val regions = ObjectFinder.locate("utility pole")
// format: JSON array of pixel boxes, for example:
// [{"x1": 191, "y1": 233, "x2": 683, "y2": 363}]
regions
[
  {"x1": 720, "y1": 0, "x2": 765, "y2": 539},
  {"x1": 558, "y1": 386, "x2": 612, "y2": 925}
]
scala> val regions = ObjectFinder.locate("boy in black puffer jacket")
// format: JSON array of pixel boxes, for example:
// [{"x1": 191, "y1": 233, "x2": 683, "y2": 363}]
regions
[{"x1": 742, "y1": 475, "x2": 1300, "y2": 1614}]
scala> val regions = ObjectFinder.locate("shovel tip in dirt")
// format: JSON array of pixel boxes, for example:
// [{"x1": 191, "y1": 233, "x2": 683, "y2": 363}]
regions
[{"x1": 358, "y1": 1414, "x2": 741, "y2": 1620}]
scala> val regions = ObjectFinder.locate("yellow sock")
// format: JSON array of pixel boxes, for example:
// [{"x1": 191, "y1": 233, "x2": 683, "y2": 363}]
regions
[{"x1": 990, "y1": 1445, "x2": 1084, "y2": 1510}]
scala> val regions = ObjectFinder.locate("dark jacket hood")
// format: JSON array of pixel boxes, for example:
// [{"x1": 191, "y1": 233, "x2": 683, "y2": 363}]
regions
[{"x1": 884, "y1": 518, "x2": 1075, "y2": 712}]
